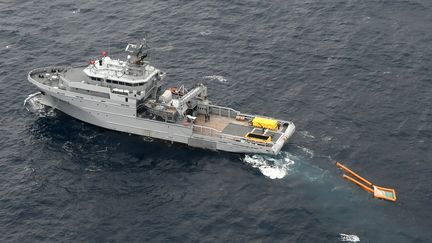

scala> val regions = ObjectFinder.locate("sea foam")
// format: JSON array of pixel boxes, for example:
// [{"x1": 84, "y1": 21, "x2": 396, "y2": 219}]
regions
[
  {"x1": 203, "y1": 75, "x2": 228, "y2": 83},
  {"x1": 339, "y1": 233, "x2": 360, "y2": 242},
  {"x1": 24, "y1": 92, "x2": 55, "y2": 117},
  {"x1": 243, "y1": 152, "x2": 295, "y2": 179}
]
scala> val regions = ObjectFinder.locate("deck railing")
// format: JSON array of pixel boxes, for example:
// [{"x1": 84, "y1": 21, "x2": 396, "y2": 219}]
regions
[
  {"x1": 192, "y1": 124, "x2": 221, "y2": 137},
  {"x1": 209, "y1": 105, "x2": 240, "y2": 118},
  {"x1": 192, "y1": 124, "x2": 274, "y2": 147},
  {"x1": 29, "y1": 66, "x2": 69, "y2": 76}
]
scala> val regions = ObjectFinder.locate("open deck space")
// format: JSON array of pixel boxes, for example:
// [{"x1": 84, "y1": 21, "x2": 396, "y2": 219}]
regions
[
  {"x1": 194, "y1": 114, "x2": 284, "y2": 142},
  {"x1": 194, "y1": 114, "x2": 248, "y2": 131}
]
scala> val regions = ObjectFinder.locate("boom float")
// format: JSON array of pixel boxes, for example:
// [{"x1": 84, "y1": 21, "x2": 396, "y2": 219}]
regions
[{"x1": 336, "y1": 162, "x2": 397, "y2": 202}]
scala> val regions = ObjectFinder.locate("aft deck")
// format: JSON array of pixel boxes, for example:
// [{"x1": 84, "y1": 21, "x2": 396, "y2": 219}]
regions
[
  {"x1": 193, "y1": 111, "x2": 286, "y2": 144},
  {"x1": 194, "y1": 114, "x2": 247, "y2": 131}
]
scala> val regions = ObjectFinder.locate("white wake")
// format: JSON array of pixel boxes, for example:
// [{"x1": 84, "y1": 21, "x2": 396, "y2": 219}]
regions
[
  {"x1": 24, "y1": 92, "x2": 55, "y2": 117},
  {"x1": 199, "y1": 30, "x2": 212, "y2": 36},
  {"x1": 339, "y1": 233, "x2": 360, "y2": 242},
  {"x1": 203, "y1": 75, "x2": 228, "y2": 83},
  {"x1": 243, "y1": 152, "x2": 295, "y2": 179}
]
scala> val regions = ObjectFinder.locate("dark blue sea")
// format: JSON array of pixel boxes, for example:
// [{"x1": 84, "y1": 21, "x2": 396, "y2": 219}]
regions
[{"x1": 1, "y1": 0, "x2": 431, "y2": 242}]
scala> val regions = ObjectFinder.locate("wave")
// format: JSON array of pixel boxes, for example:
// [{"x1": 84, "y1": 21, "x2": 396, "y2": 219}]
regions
[
  {"x1": 152, "y1": 45, "x2": 174, "y2": 52},
  {"x1": 24, "y1": 92, "x2": 56, "y2": 117},
  {"x1": 85, "y1": 166, "x2": 103, "y2": 172},
  {"x1": 199, "y1": 30, "x2": 212, "y2": 36},
  {"x1": 339, "y1": 233, "x2": 360, "y2": 242},
  {"x1": 203, "y1": 75, "x2": 228, "y2": 83},
  {"x1": 297, "y1": 145, "x2": 314, "y2": 158},
  {"x1": 62, "y1": 141, "x2": 76, "y2": 154},
  {"x1": 142, "y1": 136, "x2": 154, "y2": 142},
  {"x1": 95, "y1": 147, "x2": 108, "y2": 153},
  {"x1": 243, "y1": 152, "x2": 295, "y2": 179},
  {"x1": 299, "y1": 130, "x2": 315, "y2": 139}
]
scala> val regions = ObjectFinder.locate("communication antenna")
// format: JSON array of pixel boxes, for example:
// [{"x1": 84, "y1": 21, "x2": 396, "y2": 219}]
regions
[
  {"x1": 143, "y1": 32, "x2": 149, "y2": 51},
  {"x1": 138, "y1": 34, "x2": 149, "y2": 61},
  {"x1": 108, "y1": 38, "x2": 111, "y2": 57}
]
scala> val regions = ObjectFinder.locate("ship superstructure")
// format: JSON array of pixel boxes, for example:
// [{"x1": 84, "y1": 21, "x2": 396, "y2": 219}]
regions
[{"x1": 27, "y1": 40, "x2": 295, "y2": 154}]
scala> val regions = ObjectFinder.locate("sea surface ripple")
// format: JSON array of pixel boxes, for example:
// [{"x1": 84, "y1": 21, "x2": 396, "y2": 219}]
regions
[{"x1": 1, "y1": 0, "x2": 431, "y2": 242}]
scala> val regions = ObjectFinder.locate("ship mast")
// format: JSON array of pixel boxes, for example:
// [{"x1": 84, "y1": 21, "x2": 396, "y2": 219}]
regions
[{"x1": 125, "y1": 38, "x2": 148, "y2": 66}]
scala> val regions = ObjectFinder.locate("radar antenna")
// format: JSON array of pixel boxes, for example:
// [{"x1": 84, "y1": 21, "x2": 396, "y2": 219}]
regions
[
  {"x1": 137, "y1": 38, "x2": 148, "y2": 63},
  {"x1": 125, "y1": 37, "x2": 149, "y2": 65}
]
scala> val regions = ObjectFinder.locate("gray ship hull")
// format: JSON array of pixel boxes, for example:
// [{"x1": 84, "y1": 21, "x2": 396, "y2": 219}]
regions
[
  {"x1": 32, "y1": 81, "x2": 294, "y2": 154},
  {"x1": 28, "y1": 66, "x2": 295, "y2": 155}
]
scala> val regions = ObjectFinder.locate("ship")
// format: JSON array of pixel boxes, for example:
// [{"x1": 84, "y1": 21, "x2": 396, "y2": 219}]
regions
[{"x1": 27, "y1": 39, "x2": 295, "y2": 154}]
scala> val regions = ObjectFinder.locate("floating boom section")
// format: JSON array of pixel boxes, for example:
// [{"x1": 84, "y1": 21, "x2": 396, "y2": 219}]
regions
[
  {"x1": 336, "y1": 162, "x2": 397, "y2": 202},
  {"x1": 337, "y1": 162, "x2": 372, "y2": 186}
]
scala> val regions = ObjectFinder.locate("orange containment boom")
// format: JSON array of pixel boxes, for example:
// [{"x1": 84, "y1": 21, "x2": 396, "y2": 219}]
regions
[{"x1": 336, "y1": 162, "x2": 397, "y2": 202}]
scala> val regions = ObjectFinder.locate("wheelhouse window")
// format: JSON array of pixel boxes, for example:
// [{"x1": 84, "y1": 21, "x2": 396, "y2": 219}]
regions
[
  {"x1": 90, "y1": 77, "x2": 102, "y2": 81},
  {"x1": 106, "y1": 79, "x2": 140, "y2": 87},
  {"x1": 112, "y1": 88, "x2": 129, "y2": 95}
]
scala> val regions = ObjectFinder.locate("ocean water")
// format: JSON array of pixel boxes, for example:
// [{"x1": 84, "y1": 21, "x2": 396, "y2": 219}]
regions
[{"x1": 1, "y1": 0, "x2": 431, "y2": 242}]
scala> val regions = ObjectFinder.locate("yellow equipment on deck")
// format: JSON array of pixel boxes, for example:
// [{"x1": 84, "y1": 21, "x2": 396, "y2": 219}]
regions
[
  {"x1": 336, "y1": 162, "x2": 397, "y2": 202},
  {"x1": 244, "y1": 132, "x2": 272, "y2": 143},
  {"x1": 251, "y1": 117, "x2": 278, "y2": 130}
]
